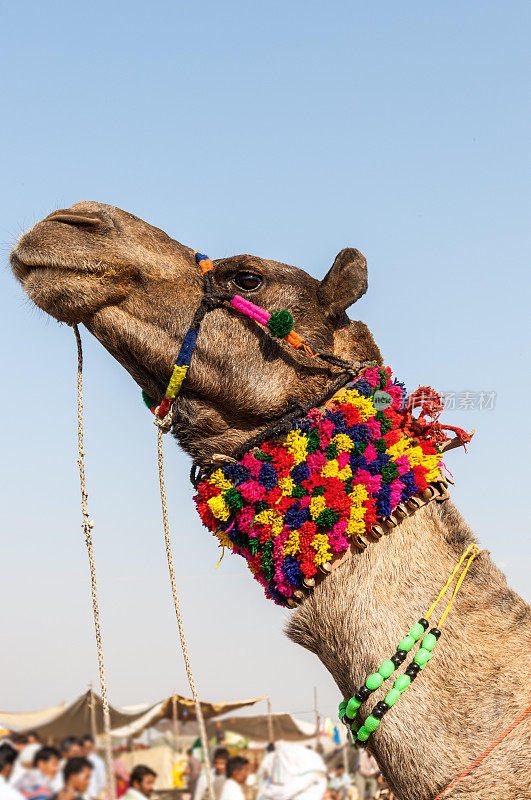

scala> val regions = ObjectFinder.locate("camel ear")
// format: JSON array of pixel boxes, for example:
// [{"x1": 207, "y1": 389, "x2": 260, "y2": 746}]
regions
[{"x1": 318, "y1": 248, "x2": 368, "y2": 318}]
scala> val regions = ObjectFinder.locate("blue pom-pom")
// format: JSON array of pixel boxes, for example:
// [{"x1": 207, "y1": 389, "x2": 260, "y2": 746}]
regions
[
  {"x1": 259, "y1": 463, "x2": 278, "y2": 490},
  {"x1": 284, "y1": 504, "x2": 310, "y2": 529},
  {"x1": 291, "y1": 462, "x2": 310, "y2": 483}
]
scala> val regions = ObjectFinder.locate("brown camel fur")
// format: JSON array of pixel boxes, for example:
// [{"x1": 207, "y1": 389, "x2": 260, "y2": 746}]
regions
[{"x1": 11, "y1": 202, "x2": 531, "y2": 800}]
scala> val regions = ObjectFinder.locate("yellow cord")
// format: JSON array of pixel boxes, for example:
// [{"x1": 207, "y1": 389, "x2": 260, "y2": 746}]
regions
[
  {"x1": 438, "y1": 546, "x2": 479, "y2": 627},
  {"x1": 215, "y1": 545, "x2": 226, "y2": 569},
  {"x1": 425, "y1": 543, "x2": 479, "y2": 622}
]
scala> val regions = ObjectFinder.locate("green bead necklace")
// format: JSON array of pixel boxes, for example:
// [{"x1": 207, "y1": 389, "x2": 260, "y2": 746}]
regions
[{"x1": 339, "y1": 543, "x2": 479, "y2": 747}]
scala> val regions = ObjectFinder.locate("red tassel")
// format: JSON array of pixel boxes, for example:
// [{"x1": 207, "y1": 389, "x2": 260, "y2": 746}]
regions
[{"x1": 404, "y1": 387, "x2": 472, "y2": 449}]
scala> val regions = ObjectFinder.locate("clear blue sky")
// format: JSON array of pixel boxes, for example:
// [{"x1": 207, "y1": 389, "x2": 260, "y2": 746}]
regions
[{"x1": 1, "y1": 1, "x2": 529, "y2": 724}]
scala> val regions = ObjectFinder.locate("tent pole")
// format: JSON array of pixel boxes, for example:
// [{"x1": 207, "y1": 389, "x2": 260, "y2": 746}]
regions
[
  {"x1": 313, "y1": 687, "x2": 320, "y2": 744},
  {"x1": 266, "y1": 697, "x2": 274, "y2": 743},
  {"x1": 89, "y1": 685, "x2": 97, "y2": 740},
  {"x1": 172, "y1": 694, "x2": 180, "y2": 753}
]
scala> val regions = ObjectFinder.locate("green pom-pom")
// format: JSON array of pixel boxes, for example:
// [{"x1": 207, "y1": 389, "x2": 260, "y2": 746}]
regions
[
  {"x1": 381, "y1": 463, "x2": 399, "y2": 484},
  {"x1": 267, "y1": 309, "x2": 294, "y2": 338},
  {"x1": 249, "y1": 538, "x2": 261, "y2": 555},
  {"x1": 306, "y1": 429, "x2": 321, "y2": 454},
  {"x1": 315, "y1": 508, "x2": 340, "y2": 528},
  {"x1": 224, "y1": 488, "x2": 244, "y2": 511},
  {"x1": 325, "y1": 443, "x2": 338, "y2": 459},
  {"x1": 292, "y1": 484, "x2": 308, "y2": 498},
  {"x1": 254, "y1": 451, "x2": 273, "y2": 463},
  {"x1": 142, "y1": 390, "x2": 156, "y2": 410}
]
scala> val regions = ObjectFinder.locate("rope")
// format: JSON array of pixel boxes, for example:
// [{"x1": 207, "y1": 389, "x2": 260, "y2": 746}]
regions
[
  {"x1": 227, "y1": 363, "x2": 372, "y2": 465},
  {"x1": 432, "y1": 702, "x2": 531, "y2": 799},
  {"x1": 157, "y1": 429, "x2": 215, "y2": 799},
  {"x1": 73, "y1": 326, "x2": 116, "y2": 800},
  {"x1": 425, "y1": 544, "x2": 479, "y2": 624},
  {"x1": 438, "y1": 546, "x2": 478, "y2": 627}
]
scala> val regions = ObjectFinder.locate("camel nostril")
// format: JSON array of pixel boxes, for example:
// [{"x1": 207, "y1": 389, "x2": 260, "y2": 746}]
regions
[{"x1": 45, "y1": 209, "x2": 110, "y2": 230}]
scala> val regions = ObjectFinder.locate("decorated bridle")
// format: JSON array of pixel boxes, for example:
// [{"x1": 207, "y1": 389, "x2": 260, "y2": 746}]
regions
[
  {"x1": 143, "y1": 252, "x2": 470, "y2": 463},
  {"x1": 143, "y1": 251, "x2": 366, "y2": 432}
]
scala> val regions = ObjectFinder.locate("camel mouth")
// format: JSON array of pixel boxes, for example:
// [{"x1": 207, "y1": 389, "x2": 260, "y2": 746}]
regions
[
  {"x1": 11, "y1": 249, "x2": 110, "y2": 282},
  {"x1": 11, "y1": 206, "x2": 117, "y2": 285}
]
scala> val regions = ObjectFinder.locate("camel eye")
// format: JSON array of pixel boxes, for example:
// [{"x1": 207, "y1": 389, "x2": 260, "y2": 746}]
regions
[{"x1": 232, "y1": 271, "x2": 263, "y2": 292}]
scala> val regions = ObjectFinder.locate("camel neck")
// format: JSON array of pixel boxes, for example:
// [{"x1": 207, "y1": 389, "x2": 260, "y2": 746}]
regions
[{"x1": 287, "y1": 501, "x2": 531, "y2": 800}]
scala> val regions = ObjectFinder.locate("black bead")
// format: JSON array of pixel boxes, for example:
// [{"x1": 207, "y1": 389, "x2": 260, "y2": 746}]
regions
[
  {"x1": 355, "y1": 685, "x2": 371, "y2": 703},
  {"x1": 391, "y1": 649, "x2": 407, "y2": 667},
  {"x1": 354, "y1": 738, "x2": 368, "y2": 749},
  {"x1": 405, "y1": 665, "x2": 420, "y2": 681},
  {"x1": 372, "y1": 706, "x2": 385, "y2": 720},
  {"x1": 374, "y1": 700, "x2": 390, "y2": 715},
  {"x1": 430, "y1": 627, "x2": 442, "y2": 639},
  {"x1": 342, "y1": 715, "x2": 354, "y2": 727},
  {"x1": 419, "y1": 617, "x2": 429, "y2": 630}
]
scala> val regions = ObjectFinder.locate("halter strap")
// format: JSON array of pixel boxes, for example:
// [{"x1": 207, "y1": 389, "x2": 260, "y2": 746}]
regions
[{"x1": 147, "y1": 251, "x2": 356, "y2": 430}]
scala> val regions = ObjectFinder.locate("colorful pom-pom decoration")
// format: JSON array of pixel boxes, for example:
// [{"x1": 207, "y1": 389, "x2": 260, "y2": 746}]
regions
[
  {"x1": 267, "y1": 310, "x2": 294, "y2": 338},
  {"x1": 194, "y1": 365, "x2": 452, "y2": 606}
]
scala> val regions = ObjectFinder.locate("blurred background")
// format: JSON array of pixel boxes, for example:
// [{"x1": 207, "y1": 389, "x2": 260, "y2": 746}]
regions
[{"x1": 0, "y1": 0, "x2": 529, "y2": 722}]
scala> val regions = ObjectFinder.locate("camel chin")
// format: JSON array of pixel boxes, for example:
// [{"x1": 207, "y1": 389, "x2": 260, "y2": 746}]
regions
[{"x1": 12, "y1": 257, "x2": 128, "y2": 324}]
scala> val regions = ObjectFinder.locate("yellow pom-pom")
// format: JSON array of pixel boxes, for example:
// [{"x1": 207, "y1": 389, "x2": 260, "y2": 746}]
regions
[
  {"x1": 207, "y1": 495, "x2": 230, "y2": 521},
  {"x1": 310, "y1": 496, "x2": 326, "y2": 521},
  {"x1": 210, "y1": 469, "x2": 234, "y2": 492}
]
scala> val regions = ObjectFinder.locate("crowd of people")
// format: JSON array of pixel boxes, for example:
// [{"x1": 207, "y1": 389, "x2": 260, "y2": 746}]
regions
[
  {"x1": 187, "y1": 743, "x2": 393, "y2": 800},
  {"x1": 0, "y1": 733, "x2": 110, "y2": 800},
  {"x1": 0, "y1": 734, "x2": 163, "y2": 800},
  {"x1": 0, "y1": 732, "x2": 391, "y2": 800},
  {"x1": 328, "y1": 754, "x2": 393, "y2": 800}
]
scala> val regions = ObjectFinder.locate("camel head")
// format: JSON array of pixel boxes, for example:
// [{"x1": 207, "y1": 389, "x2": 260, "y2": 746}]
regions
[{"x1": 11, "y1": 201, "x2": 381, "y2": 460}]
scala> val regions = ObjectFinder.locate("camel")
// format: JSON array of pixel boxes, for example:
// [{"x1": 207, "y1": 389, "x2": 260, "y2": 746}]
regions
[{"x1": 11, "y1": 202, "x2": 531, "y2": 800}]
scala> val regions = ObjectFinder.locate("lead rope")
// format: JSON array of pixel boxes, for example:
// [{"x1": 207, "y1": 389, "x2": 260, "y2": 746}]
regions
[
  {"x1": 156, "y1": 429, "x2": 215, "y2": 800},
  {"x1": 72, "y1": 326, "x2": 116, "y2": 800}
]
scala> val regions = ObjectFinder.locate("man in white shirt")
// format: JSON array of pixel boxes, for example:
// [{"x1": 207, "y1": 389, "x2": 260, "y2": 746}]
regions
[
  {"x1": 0, "y1": 744, "x2": 25, "y2": 800},
  {"x1": 193, "y1": 748, "x2": 228, "y2": 800},
  {"x1": 80, "y1": 738, "x2": 105, "y2": 800},
  {"x1": 258, "y1": 742, "x2": 327, "y2": 800},
  {"x1": 121, "y1": 766, "x2": 156, "y2": 800},
  {"x1": 354, "y1": 751, "x2": 379, "y2": 800},
  {"x1": 219, "y1": 757, "x2": 249, "y2": 800},
  {"x1": 9, "y1": 745, "x2": 41, "y2": 789},
  {"x1": 51, "y1": 740, "x2": 83, "y2": 794},
  {"x1": 329, "y1": 765, "x2": 351, "y2": 800},
  {"x1": 15, "y1": 746, "x2": 61, "y2": 800}
]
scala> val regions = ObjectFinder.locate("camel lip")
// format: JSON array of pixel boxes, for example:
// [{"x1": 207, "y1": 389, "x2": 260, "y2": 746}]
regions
[{"x1": 10, "y1": 247, "x2": 110, "y2": 283}]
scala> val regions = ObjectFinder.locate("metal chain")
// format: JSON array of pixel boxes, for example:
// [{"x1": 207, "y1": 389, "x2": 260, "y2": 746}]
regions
[
  {"x1": 73, "y1": 325, "x2": 116, "y2": 800},
  {"x1": 157, "y1": 429, "x2": 215, "y2": 799}
]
